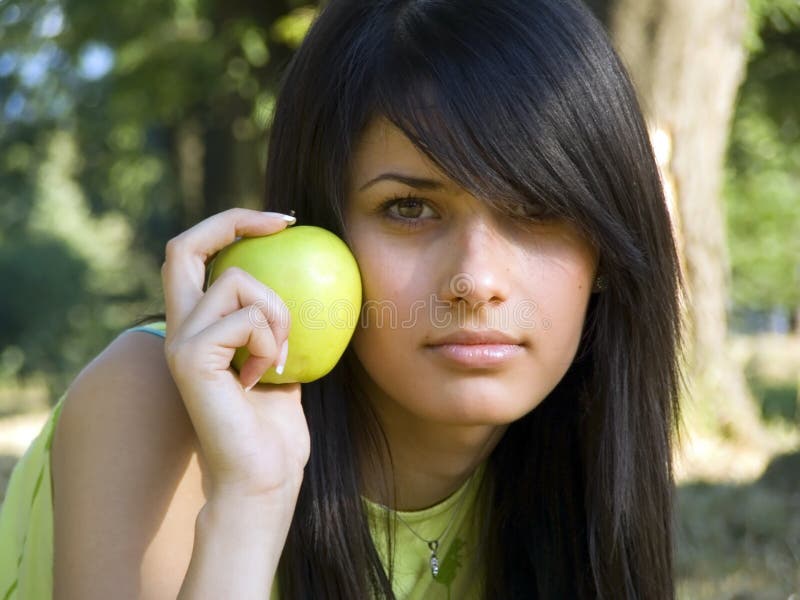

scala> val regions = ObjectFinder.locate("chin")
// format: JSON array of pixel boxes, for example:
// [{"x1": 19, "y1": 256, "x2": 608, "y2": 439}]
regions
[{"x1": 415, "y1": 389, "x2": 545, "y2": 427}]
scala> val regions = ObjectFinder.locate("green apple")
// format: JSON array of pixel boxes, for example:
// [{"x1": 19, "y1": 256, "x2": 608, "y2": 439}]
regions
[{"x1": 206, "y1": 225, "x2": 362, "y2": 384}]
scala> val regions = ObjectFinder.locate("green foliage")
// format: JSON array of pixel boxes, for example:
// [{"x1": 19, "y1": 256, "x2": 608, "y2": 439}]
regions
[
  {"x1": 746, "y1": 0, "x2": 800, "y2": 52},
  {"x1": 0, "y1": 0, "x2": 320, "y2": 400},
  {"x1": 1, "y1": 0, "x2": 796, "y2": 399},
  {"x1": 726, "y1": 2, "x2": 800, "y2": 312},
  {"x1": 0, "y1": 235, "x2": 88, "y2": 378},
  {"x1": 271, "y1": 6, "x2": 318, "y2": 48}
]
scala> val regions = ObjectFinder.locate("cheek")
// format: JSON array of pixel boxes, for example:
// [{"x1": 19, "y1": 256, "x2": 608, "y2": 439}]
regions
[
  {"x1": 532, "y1": 264, "x2": 594, "y2": 367},
  {"x1": 350, "y1": 302, "x2": 422, "y2": 404},
  {"x1": 352, "y1": 238, "x2": 425, "y2": 315},
  {"x1": 347, "y1": 232, "x2": 428, "y2": 369},
  {"x1": 351, "y1": 232, "x2": 392, "y2": 298}
]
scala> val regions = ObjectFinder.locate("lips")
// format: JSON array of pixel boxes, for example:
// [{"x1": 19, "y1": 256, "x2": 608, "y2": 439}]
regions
[
  {"x1": 425, "y1": 330, "x2": 525, "y2": 368},
  {"x1": 426, "y1": 330, "x2": 523, "y2": 347}
]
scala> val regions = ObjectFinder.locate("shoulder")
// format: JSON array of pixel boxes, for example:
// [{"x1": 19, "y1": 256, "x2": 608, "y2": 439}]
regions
[
  {"x1": 54, "y1": 326, "x2": 190, "y2": 460},
  {"x1": 51, "y1": 326, "x2": 208, "y2": 598}
]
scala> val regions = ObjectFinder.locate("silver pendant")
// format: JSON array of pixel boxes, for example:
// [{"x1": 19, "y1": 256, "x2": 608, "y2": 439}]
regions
[{"x1": 428, "y1": 541, "x2": 440, "y2": 578}]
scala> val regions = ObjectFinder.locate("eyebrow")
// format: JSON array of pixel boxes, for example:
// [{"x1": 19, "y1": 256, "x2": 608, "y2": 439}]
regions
[{"x1": 358, "y1": 172, "x2": 448, "y2": 192}]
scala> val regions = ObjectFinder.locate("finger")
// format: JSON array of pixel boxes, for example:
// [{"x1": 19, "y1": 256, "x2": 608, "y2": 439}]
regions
[
  {"x1": 167, "y1": 307, "x2": 280, "y2": 453},
  {"x1": 192, "y1": 306, "x2": 281, "y2": 389},
  {"x1": 166, "y1": 305, "x2": 280, "y2": 393},
  {"x1": 180, "y1": 266, "x2": 292, "y2": 344},
  {"x1": 239, "y1": 353, "x2": 277, "y2": 391},
  {"x1": 161, "y1": 208, "x2": 296, "y2": 336},
  {"x1": 184, "y1": 265, "x2": 292, "y2": 390}
]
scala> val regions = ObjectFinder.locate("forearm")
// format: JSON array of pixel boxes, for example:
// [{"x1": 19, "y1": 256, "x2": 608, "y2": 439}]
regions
[{"x1": 177, "y1": 493, "x2": 298, "y2": 600}]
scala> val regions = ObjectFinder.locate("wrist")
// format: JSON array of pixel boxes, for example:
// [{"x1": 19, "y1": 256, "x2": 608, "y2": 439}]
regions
[
  {"x1": 207, "y1": 473, "x2": 303, "y2": 511},
  {"x1": 179, "y1": 493, "x2": 298, "y2": 600},
  {"x1": 200, "y1": 488, "x2": 299, "y2": 532}
]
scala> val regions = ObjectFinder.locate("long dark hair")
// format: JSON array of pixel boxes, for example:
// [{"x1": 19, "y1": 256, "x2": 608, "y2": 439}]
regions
[{"x1": 143, "y1": 0, "x2": 685, "y2": 597}]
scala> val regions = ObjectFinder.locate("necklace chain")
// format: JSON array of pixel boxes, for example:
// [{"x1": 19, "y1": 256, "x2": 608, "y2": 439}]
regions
[{"x1": 376, "y1": 468, "x2": 481, "y2": 579}]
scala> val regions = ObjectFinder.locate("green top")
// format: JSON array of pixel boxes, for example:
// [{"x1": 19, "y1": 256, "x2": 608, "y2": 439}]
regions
[{"x1": 0, "y1": 321, "x2": 486, "y2": 599}]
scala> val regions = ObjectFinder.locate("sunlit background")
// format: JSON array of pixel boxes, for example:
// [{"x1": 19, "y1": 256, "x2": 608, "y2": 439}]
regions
[{"x1": 0, "y1": 1, "x2": 798, "y2": 597}]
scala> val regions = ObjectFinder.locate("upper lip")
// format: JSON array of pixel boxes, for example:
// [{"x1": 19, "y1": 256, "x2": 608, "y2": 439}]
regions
[{"x1": 426, "y1": 330, "x2": 523, "y2": 346}]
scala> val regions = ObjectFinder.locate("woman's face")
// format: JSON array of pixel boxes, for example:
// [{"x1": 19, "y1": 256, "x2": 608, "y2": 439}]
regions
[{"x1": 343, "y1": 117, "x2": 598, "y2": 426}]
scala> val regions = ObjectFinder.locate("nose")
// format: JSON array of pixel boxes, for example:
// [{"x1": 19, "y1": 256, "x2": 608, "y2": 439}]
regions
[{"x1": 437, "y1": 220, "x2": 512, "y2": 308}]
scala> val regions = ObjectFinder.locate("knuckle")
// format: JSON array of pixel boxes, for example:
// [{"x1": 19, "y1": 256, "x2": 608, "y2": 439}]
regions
[
  {"x1": 220, "y1": 266, "x2": 248, "y2": 284},
  {"x1": 247, "y1": 301, "x2": 272, "y2": 330},
  {"x1": 164, "y1": 339, "x2": 190, "y2": 371},
  {"x1": 223, "y1": 267, "x2": 269, "y2": 294},
  {"x1": 225, "y1": 207, "x2": 248, "y2": 220},
  {"x1": 164, "y1": 237, "x2": 185, "y2": 261},
  {"x1": 250, "y1": 326, "x2": 278, "y2": 357}
]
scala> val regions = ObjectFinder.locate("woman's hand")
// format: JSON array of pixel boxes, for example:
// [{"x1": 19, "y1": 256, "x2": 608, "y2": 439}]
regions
[{"x1": 161, "y1": 208, "x2": 309, "y2": 501}]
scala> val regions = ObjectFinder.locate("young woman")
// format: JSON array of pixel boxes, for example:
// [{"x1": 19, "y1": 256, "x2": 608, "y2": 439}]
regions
[{"x1": 0, "y1": 0, "x2": 684, "y2": 598}]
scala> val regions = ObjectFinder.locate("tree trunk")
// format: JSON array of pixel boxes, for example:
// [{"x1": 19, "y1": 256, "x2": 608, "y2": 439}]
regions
[
  {"x1": 595, "y1": 0, "x2": 766, "y2": 441},
  {"x1": 176, "y1": 120, "x2": 206, "y2": 225}
]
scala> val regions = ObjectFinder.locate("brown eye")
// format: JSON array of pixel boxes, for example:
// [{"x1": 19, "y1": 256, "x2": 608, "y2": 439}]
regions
[
  {"x1": 377, "y1": 195, "x2": 438, "y2": 230},
  {"x1": 395, "y1": 198, "x2": 425, "y2": 219}
]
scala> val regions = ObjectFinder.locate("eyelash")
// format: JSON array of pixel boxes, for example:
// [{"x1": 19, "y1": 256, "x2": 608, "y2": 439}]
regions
[
  {"x1": 376, "y1": 192, "x2": 438, "y2": 230},
  {"x1": 375, "y1": 193, "x2": 556, "y2": 231},
  {"x1": 506, "y1": 203, "x2": 553, "y2": 222}
]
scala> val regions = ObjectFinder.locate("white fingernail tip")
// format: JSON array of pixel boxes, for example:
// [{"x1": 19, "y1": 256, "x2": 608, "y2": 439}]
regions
[
  {"x1": 275, "y1": 339, "x2": 289, "y2": 375},
  {"x1": 263, "y1": 211, "x2": 296, "y2": 222},
  {"x1": 243, "y1": 382, "x2": 256, "y2": 393}
]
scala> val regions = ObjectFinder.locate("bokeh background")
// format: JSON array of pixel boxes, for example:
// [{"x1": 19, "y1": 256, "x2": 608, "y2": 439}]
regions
[{"x1": 0, "y1": 0, "x2": 798, "y2": 597}]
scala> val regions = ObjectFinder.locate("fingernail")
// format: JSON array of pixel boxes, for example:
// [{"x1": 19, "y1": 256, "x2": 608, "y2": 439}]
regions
[
  {"x1": 275, "y1": 339, "x2": 289, "y2": 375},
  {"x1": 243, "y1": 381, "x2": 256, "y2": 393},
  {"x1": 263, "y1": 211, "x2": 296, "y2": 223}
]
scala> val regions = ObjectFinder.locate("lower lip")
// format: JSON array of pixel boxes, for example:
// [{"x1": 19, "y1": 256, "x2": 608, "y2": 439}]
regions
[{"x1": 426, "y1": 344, "x2": 524, "y2": 368}]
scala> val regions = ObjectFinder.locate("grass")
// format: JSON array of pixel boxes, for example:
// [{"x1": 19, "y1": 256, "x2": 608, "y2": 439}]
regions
[
  {"x1": 0, "y1": 333, "x2": 798, "y2": 596},
  {"x1": 676, "y1": 454, "x2": 800, "y2": 598},
  {"x1": 675, "y1": 333, "x2": 800, "y2": 599}
]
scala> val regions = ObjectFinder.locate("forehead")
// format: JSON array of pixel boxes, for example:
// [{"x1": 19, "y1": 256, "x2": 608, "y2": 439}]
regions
[{"x1": 349, "y1": 117, "x2": 455, "y2": 190}]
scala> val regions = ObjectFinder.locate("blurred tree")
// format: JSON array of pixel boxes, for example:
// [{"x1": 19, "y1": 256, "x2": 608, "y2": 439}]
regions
[
  {"x1": 0, "y1": 0, "x2": 318, "y2": 399},
  {"x1": 725, "y1": 3, "x2": 800, "y2": 333},
  {"x1": 589, "y1": 0, "x2": 768, "y2": 441},
  {"x1": 1, "y1": 0, "x2": 797, "y2": 408}
]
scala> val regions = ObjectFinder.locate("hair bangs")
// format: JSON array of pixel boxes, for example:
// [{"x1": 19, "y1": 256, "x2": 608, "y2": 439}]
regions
[{"x1": 364, "y1": 3, "x2": 606, "y2": 241}]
